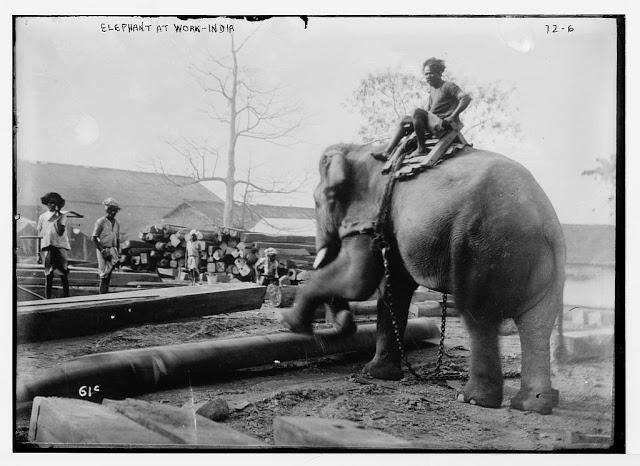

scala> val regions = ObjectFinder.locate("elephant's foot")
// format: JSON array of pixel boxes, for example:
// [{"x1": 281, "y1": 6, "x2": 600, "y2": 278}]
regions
[
  {"x1": 362, "y1": 356, "x2": 403, "y2": 381},
  {"x1": 277, "y1": 309, "x2": 313, "y2": 334},
  {"x1": 333, "y1": 310, "x2": 357, "y2": 336},
  {"x1": 456, "y1": 378, "x2": 503, "y2": 408},
  {"x1": 510, "y1": 388, "x2": 559, "y2": 415}
]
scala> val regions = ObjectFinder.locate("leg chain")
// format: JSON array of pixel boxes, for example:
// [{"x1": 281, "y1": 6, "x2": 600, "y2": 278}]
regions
[
  {"x1": 433, "y1": 293, "x2": 447, "y2": 375},
  {"x1": 381, "y1": 247, "x2": 422, "y2": 380}
]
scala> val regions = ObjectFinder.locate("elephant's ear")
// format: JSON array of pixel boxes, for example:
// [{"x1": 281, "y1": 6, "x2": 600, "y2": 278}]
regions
[
  {"x1": 326, "y1": 150, "x2": 347, "y2": 188},
  {"x1": 323, "y1": 149, "x2": 348, "y2": 206}
]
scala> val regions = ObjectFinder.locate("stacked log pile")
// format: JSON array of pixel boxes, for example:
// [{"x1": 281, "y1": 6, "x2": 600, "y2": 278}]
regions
[
  {"x1": 118, "y1": 225, "x2": 317, "y2": 283},
  {"x1": 239, "y1": 232, "x2": 316, "y2": 284},
  {"x1": 118, "y1": 224, "x2": 248, "y2": 281}
]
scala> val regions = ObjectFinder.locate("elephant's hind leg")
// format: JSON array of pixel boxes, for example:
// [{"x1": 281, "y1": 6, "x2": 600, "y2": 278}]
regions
[
  {"x1": 457, "y1": 316, "x2": 504, "y2": 408},
  {"x1": 510, "y1": 292, "x2": 561, "y2": 414}
]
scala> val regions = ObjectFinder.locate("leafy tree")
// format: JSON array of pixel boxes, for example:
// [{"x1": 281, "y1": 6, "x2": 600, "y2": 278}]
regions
[
  {"x1": 349, "y1": 69, "x2": 521, "y2": 148},
  {"x1": 582, "y1": 153, "x2": 616, "y2": 218}
]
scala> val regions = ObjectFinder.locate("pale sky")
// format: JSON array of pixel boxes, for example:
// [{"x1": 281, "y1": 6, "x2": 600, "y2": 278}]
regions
[{"x1": 15, "y1": 15, "x2": 618, "y2": 224}]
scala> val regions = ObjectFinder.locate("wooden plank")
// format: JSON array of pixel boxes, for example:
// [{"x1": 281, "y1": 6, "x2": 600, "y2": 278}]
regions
[
  {"x1": 411, "y1": 301, "x2": 460, "y2": 317},
  {"x1": 103, "y1": 398, "x2": 263, "y2": 446},
  {"x1": 18, "y1": 282, "x2": 257, "y2": 308},
  {"x1": 17, "y1": 283, "x2": 267, "y2": 342},
  {"x1": 253, "y1": 242, "x2": 316, "y2": 254},
  {"x1": 17, "y1": 319, "x2": 439, "y2": 402},
  {"x1": 28, "y1": 396, "x2": 262, "y2": 447},
  {"x1": 273, "y1": 416, "x2": 411, "y2": 448},
  {"x1": 17, "y1": 285, "x2": 132, "y2": 302},
  {"x1": 28, "y1": 396, "x2": 171, "y2": 446},
  {"x1": 124, "y1": 281, "x2": 190, "y2": 288},
  {"x1": 16, "y1": 267, "x2": 162, "y2": 285},
  {"x1": 17, "y1": 276, "x2": 100, "y2": 289}
]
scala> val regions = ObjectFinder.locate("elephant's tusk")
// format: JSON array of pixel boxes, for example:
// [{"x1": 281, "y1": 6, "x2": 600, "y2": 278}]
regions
[{"x1": 313, "y1": 248, "x2": 328, "y2": 269}]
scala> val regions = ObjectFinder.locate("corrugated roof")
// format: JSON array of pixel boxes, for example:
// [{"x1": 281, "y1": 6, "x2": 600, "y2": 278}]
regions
[
  {"x1": 17, "y1": 160, "x2": 223, "y2": 207},
  {"x1": 16, "y1": 160, "x2": 224, "y2": 238}
]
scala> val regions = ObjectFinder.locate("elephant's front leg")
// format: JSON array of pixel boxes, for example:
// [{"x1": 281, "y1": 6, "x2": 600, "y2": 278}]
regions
[
  {"x1": 363, "y1": 271, "x2": 417, "y2": 380},
  {"x1": 279, "y1": 235, "x2": 384, "y2": 334},
  {"x1": 322, "y1": 298, "x2": 357, "y2": 335}
]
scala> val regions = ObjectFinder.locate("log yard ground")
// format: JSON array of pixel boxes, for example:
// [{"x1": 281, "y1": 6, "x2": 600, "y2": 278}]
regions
[{"x1": 14, "y1": 294, "x2": 618, "y2": 451}]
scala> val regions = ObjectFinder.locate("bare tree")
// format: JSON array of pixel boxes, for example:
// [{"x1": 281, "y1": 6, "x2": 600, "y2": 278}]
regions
[
  {"x1": 348, "y1": 69, "x2": 522, "y2": 148},
  {"x1": 159, "y1": 32, "x2": 305, "y2": 228}
]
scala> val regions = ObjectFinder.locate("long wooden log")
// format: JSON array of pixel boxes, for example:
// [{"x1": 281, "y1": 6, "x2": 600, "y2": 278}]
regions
[
  {"x1": 142, "y1": 224, "x2": 164, "y2": 235},
  {"x1": 144, "y1": 232, "x2": 165, "y2": 242},
  {"x1": 16, "y1": 319, "x2": 438, "y2": 403},
  {"x1": 313, "y1": 300, "x2": 380, "y2": 319},
  {"x1": 240, "y1": 232, "x2": 316, "y2": 244},
  {"x1": 162, "y1": 224, "x2": 189, "y2": 235},
  {"x1": 121, "y1": 239, "x2": 153, "y2": 250},
  {"x1": 127, "y1": 247, "x2": 156, "y2": 256},
  {"x1": 410, "y1": 301, "x2": 459, "y2": 318},
  {"x1": 17, "y1": 283, "x2": 266, "y2": 342},
  {"x1": 199, "y1": 231, "x2": 220, "y2": 242}
]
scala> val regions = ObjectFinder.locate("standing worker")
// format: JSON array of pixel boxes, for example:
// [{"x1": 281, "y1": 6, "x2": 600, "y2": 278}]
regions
[
  {"x1": 36, "y1": 192, "x2": 71, "y2": 298},
  {"x1": 185, "y1": 229, "x2": 202, "y2": 285},
  {"x1": 255, "y1": 247, "x2": 280, "y2": 286},
  {"x1": 92, "y1": 198, "x2": 121, "y2": 294}
]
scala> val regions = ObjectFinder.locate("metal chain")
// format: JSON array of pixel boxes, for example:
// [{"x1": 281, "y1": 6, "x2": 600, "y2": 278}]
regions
[
  {"x1": 380, "y1": 247, "x2": 422, "y2": 381},
  {"x1": 433, "y1": 294, "x2": 448, "y2": 375},
  {"x1": 373, "y1": 142, "x2": 432, "y2": 382}
]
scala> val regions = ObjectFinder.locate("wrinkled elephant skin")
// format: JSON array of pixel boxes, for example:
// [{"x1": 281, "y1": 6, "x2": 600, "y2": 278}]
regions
[{"x1": 280, "y1": 143, "x2": 565, "y2": 414}]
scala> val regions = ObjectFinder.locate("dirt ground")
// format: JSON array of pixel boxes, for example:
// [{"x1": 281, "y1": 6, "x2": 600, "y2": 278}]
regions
[{"x1": 15, "y1": 304, "x2": 616, "y2": 451}]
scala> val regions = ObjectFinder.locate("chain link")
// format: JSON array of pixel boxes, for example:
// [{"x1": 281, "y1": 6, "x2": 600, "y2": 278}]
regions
[
  {"x1": 432, "y1": 294, "x2": 448, "y2": 375},
  {"x1": 380, "y1": 247, "x2": 422, "y2": 380}
]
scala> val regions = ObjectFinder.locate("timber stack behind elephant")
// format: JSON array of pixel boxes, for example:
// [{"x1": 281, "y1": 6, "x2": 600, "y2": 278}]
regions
[{"x1": 279, "y1": 143, "x2": 566, "y2": 414}]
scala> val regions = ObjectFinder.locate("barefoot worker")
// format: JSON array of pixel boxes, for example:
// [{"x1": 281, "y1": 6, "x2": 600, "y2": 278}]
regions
[
  {"x1": 186, "y1": 229, "x2": 202, "y2": 285},
  {"x1": 371, "y1": 57, "x2": 472, "y2": 161},
  {"x1": 37, "y1": 192, "x2": 71, "y2": 298},
  {"x1": 92, "y1": 198, "x2": 121, "y2": 294}
]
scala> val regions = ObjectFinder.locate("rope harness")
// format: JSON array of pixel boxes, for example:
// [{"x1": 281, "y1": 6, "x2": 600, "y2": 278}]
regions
[{"x1": 372, "y1": 140, "x2": 448, "y2": 381}]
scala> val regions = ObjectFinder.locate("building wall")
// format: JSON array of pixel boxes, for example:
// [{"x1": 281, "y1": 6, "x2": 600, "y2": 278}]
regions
[{"x1": 564, "y1": 264, "x2": 615, "y2": 309}]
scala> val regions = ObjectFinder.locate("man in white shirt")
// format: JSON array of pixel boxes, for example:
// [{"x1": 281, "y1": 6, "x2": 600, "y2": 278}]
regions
[
  {"x1": 92, "y1": 198, "x2": 121, "y2": 294},
  {"x1": 36, "y1": 192, "x2": 71, "y2": 298}
]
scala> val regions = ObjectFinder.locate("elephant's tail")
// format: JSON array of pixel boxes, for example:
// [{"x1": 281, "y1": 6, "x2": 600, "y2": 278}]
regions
[
  {"x1": 554, "y1": 302, "x2": 567, "y2": 363},
  {"x1": 546, "y1": 222, "x2": 567, "y2": 364}
]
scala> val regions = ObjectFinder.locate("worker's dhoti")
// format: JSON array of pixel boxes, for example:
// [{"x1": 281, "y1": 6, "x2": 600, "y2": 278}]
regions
[{"x1": 96, "y1": 247, "x2": 120, "y2": 278}]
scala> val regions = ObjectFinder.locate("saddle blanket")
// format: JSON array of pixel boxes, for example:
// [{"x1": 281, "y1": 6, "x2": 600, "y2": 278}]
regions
[{"x1": 382, "y1": 131, "x2": 469, "y2": 181}]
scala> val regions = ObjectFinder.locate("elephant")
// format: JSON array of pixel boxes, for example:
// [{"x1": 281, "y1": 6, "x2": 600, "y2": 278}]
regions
[{"x1": 279, "y1": 142, "x2": 566, "y2": 414}]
